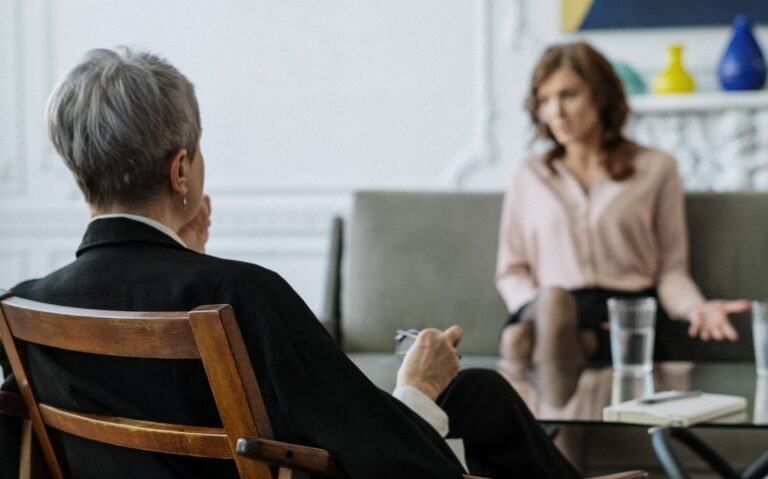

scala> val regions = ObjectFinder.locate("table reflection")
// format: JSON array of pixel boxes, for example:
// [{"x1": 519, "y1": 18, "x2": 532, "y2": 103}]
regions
[
  {"x1": 755, "y1": 376, "x2": 768, "y2": 424},
  {"x1": 494, "y1": 360, "x2": 768, "y2": 472},
  {"x1": 495, "y1": 360, "x2": 729, "y2": 423},
  {"x1": 611, "y1": 370, "x2": 654, "y2": 404}
]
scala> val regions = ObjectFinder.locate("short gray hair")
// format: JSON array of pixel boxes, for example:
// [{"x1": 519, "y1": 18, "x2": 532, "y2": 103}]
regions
[{"x1": 47, "y1": 47, "x2": 201, "y2": 208}]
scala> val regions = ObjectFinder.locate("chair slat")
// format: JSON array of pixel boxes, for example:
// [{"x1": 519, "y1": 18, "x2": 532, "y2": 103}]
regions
[
  {"x1": 38, "y1": 404, "x2": 232, "y2": 459},
  {"x1": 1, "y1": 297, "x2": 198, "y2": 359}
]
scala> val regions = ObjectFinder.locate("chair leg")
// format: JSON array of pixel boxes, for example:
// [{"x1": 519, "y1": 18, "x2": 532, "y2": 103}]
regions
[
  {"x1": 278, "y1": 468, "x2": 310, "y2": 479},
  {"x1": 19, "y1": 420, "x2": 32, "y2": 479},
  {"x1": 18, "y1": 420, "x2": 51, "y2": 479}
]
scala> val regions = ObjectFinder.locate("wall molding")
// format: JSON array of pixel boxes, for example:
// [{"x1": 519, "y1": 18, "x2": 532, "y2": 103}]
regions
[
  {"x1": 0, "y1": 0, "x2": 23, "y2": 197},
  {"x1": 439, "y1": 0, "x2": 497, "y2": 188},
  {"x1": 0, "y1": 203, "x2": 338, "y2": 239}
]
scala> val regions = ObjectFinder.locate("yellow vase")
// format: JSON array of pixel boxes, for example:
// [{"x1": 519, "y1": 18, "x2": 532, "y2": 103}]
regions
[{"x1": 652, "y1": 44, "x2": 696, "y2": 94}]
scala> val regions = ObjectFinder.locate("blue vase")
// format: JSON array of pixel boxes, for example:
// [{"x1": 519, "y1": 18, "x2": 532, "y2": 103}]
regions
[{"x1": 718, "y1": 15, "x2": 767, "y2": 91}]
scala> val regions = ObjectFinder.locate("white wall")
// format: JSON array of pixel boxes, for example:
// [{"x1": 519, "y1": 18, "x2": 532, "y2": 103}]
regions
[{"x1": 2, "y1": 0, "x2": 767, "y2": 312}]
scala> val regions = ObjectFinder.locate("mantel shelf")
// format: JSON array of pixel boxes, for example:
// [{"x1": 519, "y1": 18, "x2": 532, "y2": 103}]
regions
[{"x1": 630, "y1": 90, "x2": 768, "y2": 113}]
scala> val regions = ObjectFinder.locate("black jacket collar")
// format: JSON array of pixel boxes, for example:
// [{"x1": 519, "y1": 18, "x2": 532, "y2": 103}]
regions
[{"x1": 76, "y1": 217, "x2": 188, "y2": 257}]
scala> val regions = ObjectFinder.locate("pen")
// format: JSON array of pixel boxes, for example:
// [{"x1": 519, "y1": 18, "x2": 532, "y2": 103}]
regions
[
  {"x1": 394, "y1": 329, "x2": 462, "y2": 359},
  {"x1": 396, "y1": 329, "x2": 419, "y2": 340},
  {"x1": 639, "y1": 390, "x2": 702, "y2": 405}
]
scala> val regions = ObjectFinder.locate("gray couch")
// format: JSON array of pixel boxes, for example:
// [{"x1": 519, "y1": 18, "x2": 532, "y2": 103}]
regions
[
  {"x1": 322, "y1": 190, "x2": 768, "y2": 476},
  {"x1": 326, "y1": 192, "x2": 768, "y2": 369}
]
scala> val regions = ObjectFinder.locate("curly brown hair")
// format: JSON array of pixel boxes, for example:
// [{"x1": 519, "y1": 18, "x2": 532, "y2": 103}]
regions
[{"x1": 525, "y1": 41, "x2": 637, "y2": 180}]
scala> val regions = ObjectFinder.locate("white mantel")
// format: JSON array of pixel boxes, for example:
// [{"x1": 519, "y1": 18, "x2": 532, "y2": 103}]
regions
[
  {"x1": 632, "y1": 90, "x2": 768, "y2": 112},
  {"x1": 629, "y1": 90, "x2": 768, "y2": 191}
]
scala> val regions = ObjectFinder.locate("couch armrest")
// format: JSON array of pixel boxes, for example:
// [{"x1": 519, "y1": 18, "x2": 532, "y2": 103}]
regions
[{"x1": 319, "y1": 216, "x2": 344, "y2": 343}]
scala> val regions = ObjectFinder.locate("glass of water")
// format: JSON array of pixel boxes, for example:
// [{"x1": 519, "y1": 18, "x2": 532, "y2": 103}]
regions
[
  {"x1": 752, "y1": 301, "x2": 768, "y2": 376},
  {"x1": 608, "y1": 297, "x2": 657, "y2": 376}
]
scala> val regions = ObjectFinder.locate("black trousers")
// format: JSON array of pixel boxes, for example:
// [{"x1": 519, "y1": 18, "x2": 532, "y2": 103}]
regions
[
  {"x1": 505, "y1": 287, "x2": 668, "y2": 361},
  {"x1": 438, "y1": 369, "x2": 581, "y2": 479}
]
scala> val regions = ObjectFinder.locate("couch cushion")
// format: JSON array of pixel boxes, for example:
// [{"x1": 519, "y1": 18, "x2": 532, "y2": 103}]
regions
[
  {"x1": 656, "y1": 193, "x2": 768, "y2": 361},
  {"x1": 686, "y1": 192, "x2": 768, "y2": 300},
  {"x1": 343, "y1": 191, "x2": 507, "y2": 354}
]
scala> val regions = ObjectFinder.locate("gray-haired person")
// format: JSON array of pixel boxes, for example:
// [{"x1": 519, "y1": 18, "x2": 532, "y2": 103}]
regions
[{"x1": 0, "y1": 47, "x2": 581, "y2": 479}]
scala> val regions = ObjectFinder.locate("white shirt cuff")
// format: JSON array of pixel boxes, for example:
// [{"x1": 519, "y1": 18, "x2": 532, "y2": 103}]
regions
[
  {"x1": 392, "y1": 385, "x2": 467, "y2": 472},
  {"x1": 392, "y1": 385, "x2": 449, "y2": 436}
]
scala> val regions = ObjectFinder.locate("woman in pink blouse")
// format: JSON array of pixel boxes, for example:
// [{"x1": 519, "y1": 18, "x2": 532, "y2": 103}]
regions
[{"x1": 496, "y1": 42, "x2": 749, "y2": 365}]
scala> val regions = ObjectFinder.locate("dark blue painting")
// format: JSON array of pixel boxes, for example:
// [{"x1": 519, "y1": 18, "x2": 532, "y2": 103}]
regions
[{"x1": 564, "y1": 0, "x2": 768, "y2": 31}]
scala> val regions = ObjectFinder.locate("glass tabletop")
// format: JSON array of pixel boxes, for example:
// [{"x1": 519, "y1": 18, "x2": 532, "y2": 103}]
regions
[{"x1": 496, "y1": 360, "x2": 768, "y2": 428}]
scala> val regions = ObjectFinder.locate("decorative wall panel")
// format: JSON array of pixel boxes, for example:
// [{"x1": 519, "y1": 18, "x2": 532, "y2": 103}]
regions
[{"x1": 630, "y1": 92, "x2": 768, "y2": 191}]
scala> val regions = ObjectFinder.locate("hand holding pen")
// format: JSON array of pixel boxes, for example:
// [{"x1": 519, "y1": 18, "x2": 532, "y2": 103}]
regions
[
  {"x1": 395, "y1": 326, "x2": 463, "y2": 401},
  {"x1": 396, "y1": 329, "x2": 462, "y2": 360}
]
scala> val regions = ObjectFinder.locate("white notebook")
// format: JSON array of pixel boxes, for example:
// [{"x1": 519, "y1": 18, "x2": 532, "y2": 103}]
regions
[{"x1": 602, "y1": 391, "x2": 747, "y2": 426}]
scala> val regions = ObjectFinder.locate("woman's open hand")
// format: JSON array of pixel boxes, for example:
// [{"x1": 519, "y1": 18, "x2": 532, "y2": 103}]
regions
[
  {"x1": 178, "y1": 194, "x2": 211, "y2": 254},
  {"x1": 687, "y1": 300, "x2": 750, "y2": 341}
]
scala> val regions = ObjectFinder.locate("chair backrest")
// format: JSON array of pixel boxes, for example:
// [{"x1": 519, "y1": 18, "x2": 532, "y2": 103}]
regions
[
  {"x1": 338, "y1": 191, "x2": 768, "y2": 360},
  {"x1": 0, "y1": 290, "x2": 275, "y2": 479}
]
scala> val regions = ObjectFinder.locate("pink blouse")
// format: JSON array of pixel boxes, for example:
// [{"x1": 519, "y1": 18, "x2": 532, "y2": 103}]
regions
[{"x1": 495, "y1": 147, "x2": 704, "y2": 320}]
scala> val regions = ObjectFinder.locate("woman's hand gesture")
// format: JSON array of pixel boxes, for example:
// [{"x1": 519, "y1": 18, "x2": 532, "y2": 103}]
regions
[{"x1": 687, "y1": 300, "x2": 751, "y2": 341}]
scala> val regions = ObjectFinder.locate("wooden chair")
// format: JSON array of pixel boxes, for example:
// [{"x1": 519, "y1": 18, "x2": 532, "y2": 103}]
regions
[
  {"x1": 0, "y1": 291, "x2": 647, "y2": 479},
  {"x1": 0, "y1": 291, "x2": 344, "y2": 479}
]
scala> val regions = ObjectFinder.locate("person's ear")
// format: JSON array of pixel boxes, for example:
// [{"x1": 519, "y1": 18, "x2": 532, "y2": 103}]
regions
[{"x1": 168, "y1": 148, "x2": 189, "y2": 198}]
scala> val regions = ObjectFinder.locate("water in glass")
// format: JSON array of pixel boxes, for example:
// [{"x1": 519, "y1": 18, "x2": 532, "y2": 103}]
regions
[{"x1": 611, "y1": 325, "x2": 655, "y2": 375}]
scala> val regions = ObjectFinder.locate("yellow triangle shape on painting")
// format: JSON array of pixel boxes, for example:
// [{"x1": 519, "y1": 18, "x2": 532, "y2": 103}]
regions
[{"x1": 561, "y1": 0, "x2": 592, "y2": 32}]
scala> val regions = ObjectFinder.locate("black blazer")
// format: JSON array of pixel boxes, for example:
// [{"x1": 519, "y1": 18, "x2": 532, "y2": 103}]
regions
[{"x1": 0, "y1": 218, "x2": 464, "y2": 479}]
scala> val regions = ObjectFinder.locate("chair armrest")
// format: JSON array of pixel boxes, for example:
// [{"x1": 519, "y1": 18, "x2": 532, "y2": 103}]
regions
[
  {"x1": 236, "y1": 437, "x2": 347, "y2": 478},
  {"x1": 236, "y1": 437, "x2": 492, "y2": 479},
  {"x1": 587, "y1": 472, "x2": 648, "y2": 479}
]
